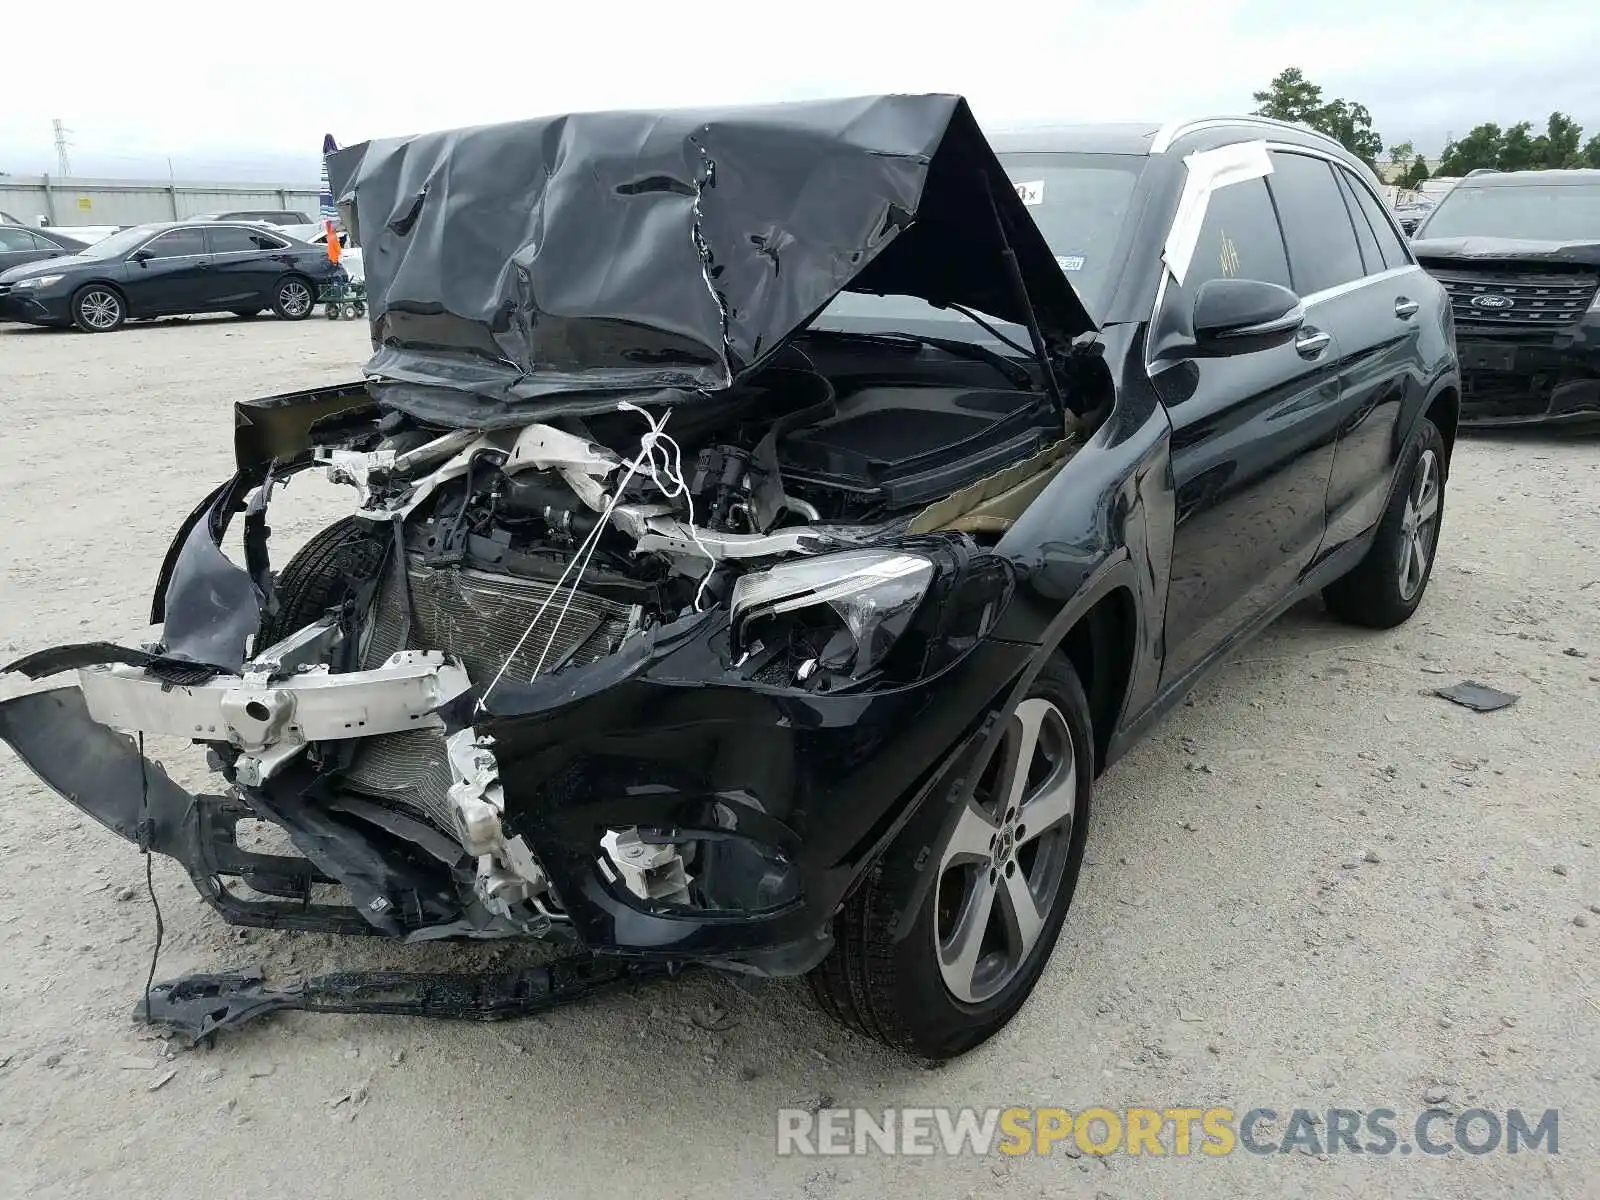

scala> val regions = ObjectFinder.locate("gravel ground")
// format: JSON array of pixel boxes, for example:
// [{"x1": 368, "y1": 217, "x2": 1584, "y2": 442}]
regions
[{"x1": 1, "y1": 316, "x2": 1597, "y2": 1200}]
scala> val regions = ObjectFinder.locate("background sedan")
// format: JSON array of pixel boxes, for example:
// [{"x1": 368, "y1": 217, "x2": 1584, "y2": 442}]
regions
[
  {"x1": 0, "y1": 225, "x2": 88, "y2": 276},
  {"x1": 0, "y1": 220, "x2": 345, "y2": 332}
]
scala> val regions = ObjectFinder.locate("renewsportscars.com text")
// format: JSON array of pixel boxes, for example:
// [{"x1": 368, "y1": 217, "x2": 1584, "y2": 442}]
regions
[{"x1": 776, "y1": 1106, "x2": 1559, "y2": 1157}]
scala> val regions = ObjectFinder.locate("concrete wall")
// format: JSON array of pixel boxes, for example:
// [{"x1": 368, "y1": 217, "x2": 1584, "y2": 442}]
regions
[{"x1": 0, "y1": 175, "x2": 320, "y2": 229}]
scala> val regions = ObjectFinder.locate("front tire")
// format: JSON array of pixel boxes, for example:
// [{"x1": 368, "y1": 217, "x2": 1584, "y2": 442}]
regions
[
  {"x1": 807, "y1": 656, "x2": 1093, "y2": 1059},
  {"x1": 257, "y1": 517, "x2": 388, "y2": 649},
  {"x1": 70, "y1": 285, "x2": 125, "y2": 332},
  {"x1": 1323, "y1": 417, "x2": 1447, "y2": 629},
  {"x1": 271, "y1": 275, "x2": 315, "y2": 321}
]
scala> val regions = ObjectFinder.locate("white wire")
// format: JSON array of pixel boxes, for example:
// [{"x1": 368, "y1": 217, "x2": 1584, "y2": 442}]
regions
[{"x1": 477, "y1": 401, "x2": 719, "y2": 709}]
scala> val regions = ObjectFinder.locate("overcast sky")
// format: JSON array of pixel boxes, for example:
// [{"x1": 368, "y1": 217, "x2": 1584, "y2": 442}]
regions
[{"x1": 4, "y1": 0, "x2": 1598, "y2": 182}]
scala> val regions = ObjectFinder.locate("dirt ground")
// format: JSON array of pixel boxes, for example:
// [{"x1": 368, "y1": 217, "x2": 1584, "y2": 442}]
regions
[{"x1": 1, "y1": 316, "x2": 1597, "y2": 1200}]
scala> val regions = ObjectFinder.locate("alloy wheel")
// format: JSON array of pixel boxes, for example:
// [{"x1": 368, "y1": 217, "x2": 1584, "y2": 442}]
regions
[
  {"x1": 279, "y1": 280, "x2": 312, "y2": 317},
  {"x1": 1398, "y1": 447, "x2": 1441, "y2": 602},
  {"x1": 935, "y1": 696, "x2": 1077, "y2": 1004},
  {"x1": 78, "y1": 289, "x2": 121, "y2": 330}
]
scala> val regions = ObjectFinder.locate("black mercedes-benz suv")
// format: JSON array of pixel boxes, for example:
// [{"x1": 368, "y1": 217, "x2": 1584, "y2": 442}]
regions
[
  {"x1": 0, "y1": 97, "x2": 1458, "y2": 1059},
  {"x1": 1411, "y1": 168, "x2": 1600, "y2": 427}
]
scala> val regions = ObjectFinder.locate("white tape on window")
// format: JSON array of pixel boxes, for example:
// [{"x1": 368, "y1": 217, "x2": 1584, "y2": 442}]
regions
[{"x1": 1163, "y1": 141, "x2": 1274, "y2": 287}]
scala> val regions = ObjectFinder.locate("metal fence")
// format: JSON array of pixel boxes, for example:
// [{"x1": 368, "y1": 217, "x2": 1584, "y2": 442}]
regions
[{"x1": 0, "y1": 175, "x2": 321, "y2": 229}]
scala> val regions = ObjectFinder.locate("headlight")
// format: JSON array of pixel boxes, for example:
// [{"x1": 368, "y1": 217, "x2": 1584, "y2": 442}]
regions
[
  {"x1": 731, "y1": 549, "x2": 935, "y2": 684},
  {"x1": 15, "y1": 274, "x2": 64, "y2": 290}
]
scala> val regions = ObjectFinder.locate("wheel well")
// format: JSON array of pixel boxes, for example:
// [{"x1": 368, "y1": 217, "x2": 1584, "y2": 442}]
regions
[
  {"x1": 1425, "y1": 386, "x2": 1459, "y2": 466},
  {"x1": 1056, "y1": 587, "x2": 1136, "y2": 777},
  {"x1": 71, "y1": 280, "x2": 125, "y2": 303}
]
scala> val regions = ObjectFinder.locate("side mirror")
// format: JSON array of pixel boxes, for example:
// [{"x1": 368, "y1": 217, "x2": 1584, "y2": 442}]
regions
[
  {"x1": 131, "y1": 248, "x2": 154, "y2": 265},
  {"x1": 1191, "y1": 278, "x2": 1305, "y2": 356}
]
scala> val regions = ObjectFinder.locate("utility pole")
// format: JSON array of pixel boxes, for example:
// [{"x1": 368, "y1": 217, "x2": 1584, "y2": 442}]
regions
[{"x1": 52, "y1": 119, "x2": 72, "y2": 176}]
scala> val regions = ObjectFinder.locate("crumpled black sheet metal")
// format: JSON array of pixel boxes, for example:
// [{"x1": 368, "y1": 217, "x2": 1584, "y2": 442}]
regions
[
  {"x1": 137, "y1": 959, "x2": 675, "y2": 1044},
  {"x1": 327, "y1": 93, "x2": 1093, "y2": 420}
]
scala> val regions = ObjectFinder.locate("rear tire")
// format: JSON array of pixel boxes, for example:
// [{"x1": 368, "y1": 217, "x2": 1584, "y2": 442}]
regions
[
  {"x1": 807, "y1": 655, "x2": 1093, "y2": 1060},
  {"x1": 271, "y1": 275, "x2": 315, "y2": 321},
  {"x1": 1323, "y1": 417, "x2": 1447, "y2": 629},
  {"x1": 70, "y1": 284, "x2": 125, "y2": 332},
  {"x1": 257, "y1": 517, "x2": 388, "y2": 650}
]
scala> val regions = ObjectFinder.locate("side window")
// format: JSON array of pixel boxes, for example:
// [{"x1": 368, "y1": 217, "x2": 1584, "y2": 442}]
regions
[
  {"x1": 1186, "y1": 176, "x2": 1293, "y2": 291},
  {"x1": 1161, "y1": 176, "x2": 1292, "y2": 333},
  {"x1": 1339, "y1": 169, "x2": 1413, "y2": 271},
  {"x1": 1334, "y1": 171, "x2": 1383, "y2": 275},
  {"x1": 140, "y1": 228, "x2": 208, "y2": 258},
  {"x1": 1266, "y1": 152, "x2": 1364, "y2": 294},
  {"x1": 208, "y1": 226, "x2": 286, "y2": 253},
  {"x1": 0, "y1": 227, "x2": 38, "y2": 251}
]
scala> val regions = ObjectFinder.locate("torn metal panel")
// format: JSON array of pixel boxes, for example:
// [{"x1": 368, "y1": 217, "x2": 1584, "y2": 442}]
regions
[
  {"x1": 0, "y1": 686, "x2": 194, "y2": 857},
  {"x1": 327, "y1": 94, "x2": 1094, "y2": 420}
]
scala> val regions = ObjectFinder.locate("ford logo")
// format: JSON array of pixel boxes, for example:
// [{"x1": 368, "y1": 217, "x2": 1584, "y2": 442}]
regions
[{"x1": 1471, "y1": 294, "x2": 1514, "y2": 310}]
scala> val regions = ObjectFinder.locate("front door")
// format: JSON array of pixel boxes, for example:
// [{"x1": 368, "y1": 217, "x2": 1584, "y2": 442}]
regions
[
  {"x1": 125, "y1": 226, "x2": 212, "y2": 314},
  {"x1": 1150, "y1": 170, "x2": 1346, "y2": 687}
]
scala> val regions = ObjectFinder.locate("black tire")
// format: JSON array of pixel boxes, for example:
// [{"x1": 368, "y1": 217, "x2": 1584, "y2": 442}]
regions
[
  {"x1": 257, "y1": 517, "x2": 388, "y2": 649},
  {"x1": 1322, "y1": 417, "x2": 1447, "y2": 629},
  {"x1": 807, "y1": 655, "x2": 1094, "y2": 1060},
  {"x1": 232, "y1": 308, "x2": 263, "y2": 319},
  {"x1": 270, "y1": 275, "x2": 316, "y2": 321},
  {"x1": 325, "y1": 303, "x2": 341, "y2": 320},
  {"x1": 70, "y1": 284, "x2": 125, "y2": 332}
]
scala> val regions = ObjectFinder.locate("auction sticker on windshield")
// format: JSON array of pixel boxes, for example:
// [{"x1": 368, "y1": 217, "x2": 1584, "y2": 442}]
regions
[{"x1": 1015, "y1": 180, "x2": 1045, "y2": 206}]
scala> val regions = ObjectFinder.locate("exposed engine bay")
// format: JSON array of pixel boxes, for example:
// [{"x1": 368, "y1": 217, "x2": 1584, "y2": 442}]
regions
[
  {"x1": 267, "y1": 339, "x2": 1079, "y2": 929},
  {"x1": 316, "y1": 342, "x2": 1076, "y2": 698}
]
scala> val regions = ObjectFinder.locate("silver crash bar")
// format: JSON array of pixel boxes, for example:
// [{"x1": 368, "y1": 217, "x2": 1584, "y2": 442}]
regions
[{"x1": 78, "y1": 647, "x2": 472, "y2": 786}]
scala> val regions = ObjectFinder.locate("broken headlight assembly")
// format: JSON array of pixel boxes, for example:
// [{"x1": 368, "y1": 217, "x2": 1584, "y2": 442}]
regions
[{"x1": 730, "y1": 549, "x2": 935, "y2": 687}]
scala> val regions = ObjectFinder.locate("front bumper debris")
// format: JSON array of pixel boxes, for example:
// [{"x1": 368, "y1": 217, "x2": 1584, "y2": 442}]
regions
[{"x1": 139, "y1": 959, "x2": 678, "y2": 1044}]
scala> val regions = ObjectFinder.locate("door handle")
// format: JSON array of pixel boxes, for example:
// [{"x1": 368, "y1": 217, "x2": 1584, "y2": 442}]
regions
[
  {"x1": 1294, "y1": 329, "x2": 1331, "y2": 358},
  {"x1": 1395, "y1": 297, "x2": 1420, "y2": 319}
]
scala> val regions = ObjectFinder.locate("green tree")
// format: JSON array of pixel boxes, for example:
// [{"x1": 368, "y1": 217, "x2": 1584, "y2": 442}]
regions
[
  {"x1": 1252, "y1": 67, "x2": 1385, "y2": 170},
  {"x1": 1497, "y1": 122, "x2": 1538, "y2": 171},
  {"x1": 1438, "y1": 123, "x2": 1504, "y2": 175},
  {"x1": 1251, "y1": 67, "x2": 1327, "y2": 126},
  {"x1": 1533, "y1": 112, "x2": 1584, "y2": 168},
  {"x1": 1584, "y1": 133, "x2": 1600, "y2": 168},
  {"x1": 1400, "y1": 156, "x2": 1432, "y2": 190},
  {"x1": 1388, "y1": 140, "x2": 1416, "y2": 170}
]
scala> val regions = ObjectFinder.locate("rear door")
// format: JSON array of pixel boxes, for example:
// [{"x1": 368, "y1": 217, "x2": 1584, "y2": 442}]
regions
[
  {"x1": 1152, "y1": 167, "x2": 1345, "y2": 686},
  {"x1": 205, "y1": 225, "x2": 292, "y2": 308},
  {"x1": 1320, "y1": 162, "x2": 1429, "y2": 547},
  {"x1": 125, "y1": 226, "x2": 212, "y2": 314}
]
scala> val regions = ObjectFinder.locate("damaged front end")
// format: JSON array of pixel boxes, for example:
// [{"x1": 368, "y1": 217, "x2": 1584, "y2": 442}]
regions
[{"x1": 1, "y1": 94, "x2": 1099, "y2": 1017}]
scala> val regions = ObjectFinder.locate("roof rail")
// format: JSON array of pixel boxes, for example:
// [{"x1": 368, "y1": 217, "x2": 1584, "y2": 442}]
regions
[{"x1": 1149, "y1": 114, "x2": 1348, "y2": 156}]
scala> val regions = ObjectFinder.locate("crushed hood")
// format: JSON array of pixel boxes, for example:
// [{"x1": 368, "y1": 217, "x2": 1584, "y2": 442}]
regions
[
  {"x1": 328, "y1": 94, "x2": 1094, "y2": 419},
  {"x1": 1412, "y1": 236, "x2": 1600, "y2": 268}
]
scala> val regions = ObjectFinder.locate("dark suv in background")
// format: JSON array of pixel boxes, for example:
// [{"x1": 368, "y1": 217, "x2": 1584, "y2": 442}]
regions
[{"x1": 1411, "y1": 168, "x2": 1600, "y2": 426}]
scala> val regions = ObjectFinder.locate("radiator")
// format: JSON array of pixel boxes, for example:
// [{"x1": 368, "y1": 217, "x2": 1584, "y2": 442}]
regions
[{"x1": 341, "y1": 555, "x2": 633, "y2": 832}]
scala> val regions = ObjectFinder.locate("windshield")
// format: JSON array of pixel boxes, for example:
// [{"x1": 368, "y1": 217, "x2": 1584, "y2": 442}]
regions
[
  {"x1": 75, "y1": 224, "x2": 165, "y2": 259},
  {"x1": 817, "y1": 151, "x2": 1143, "y2": 342},
  {"x1": 1419, "y1": 182, "x2": 1600, "y2": 241}
]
